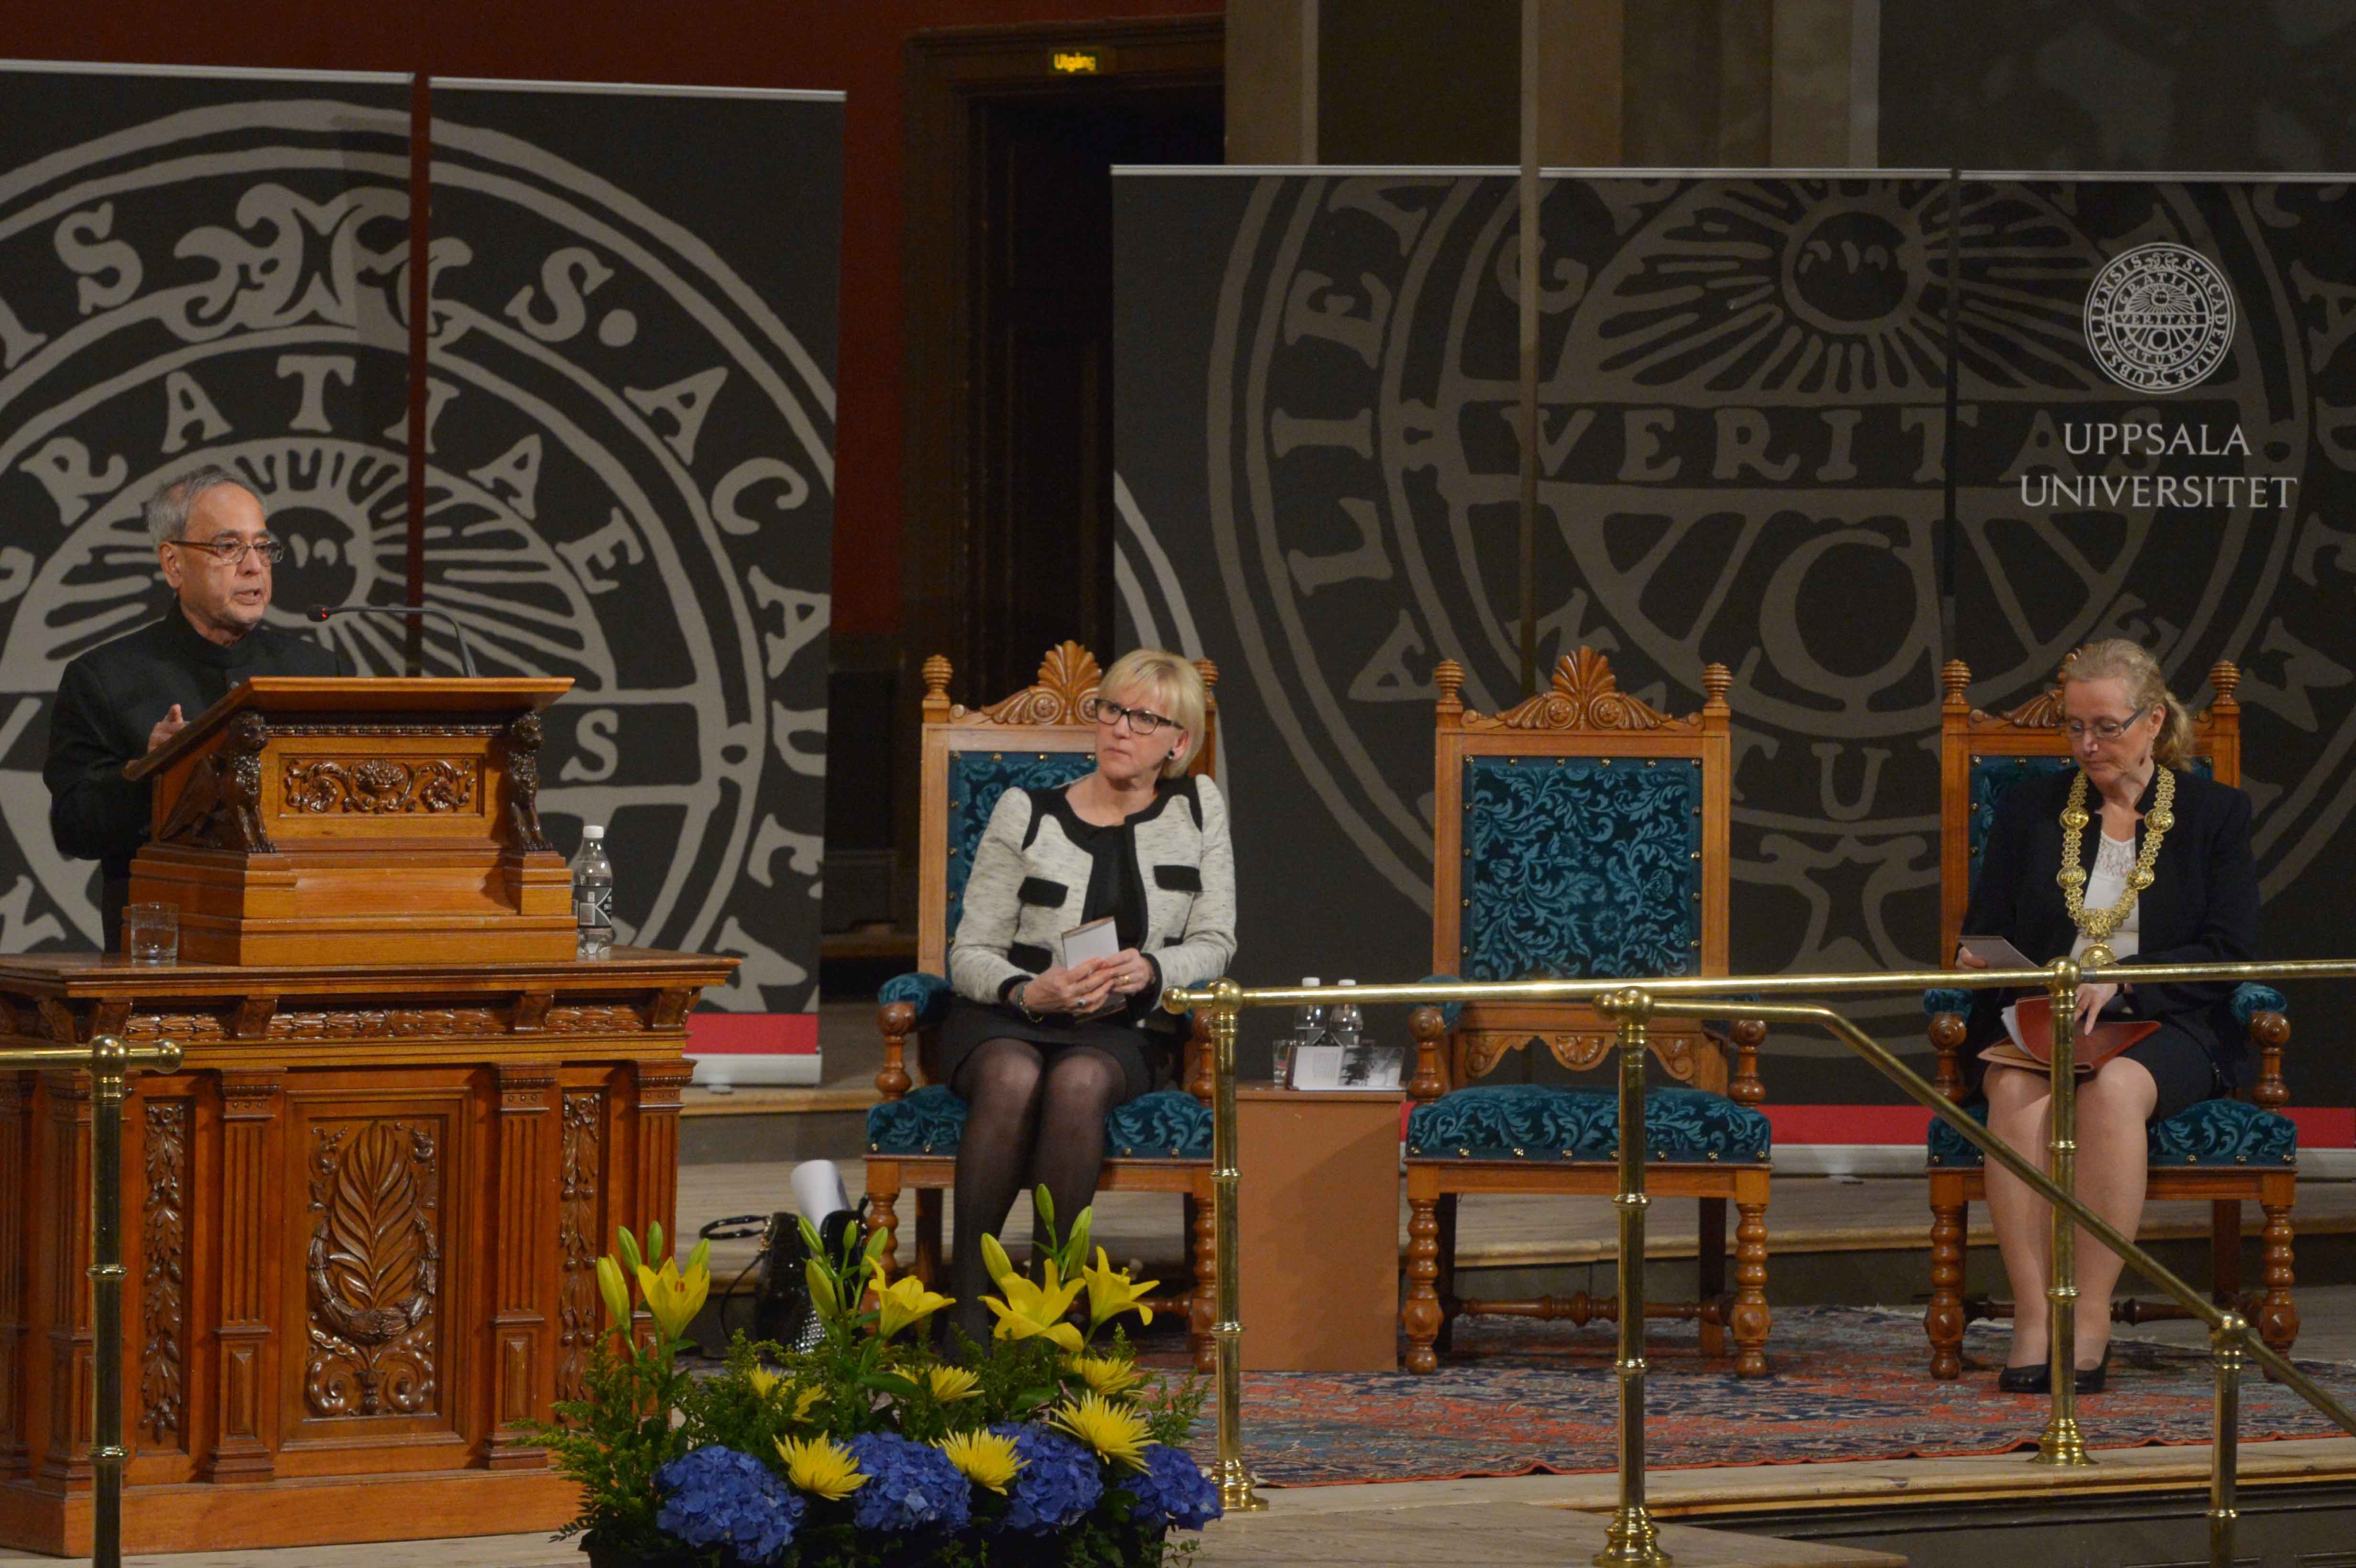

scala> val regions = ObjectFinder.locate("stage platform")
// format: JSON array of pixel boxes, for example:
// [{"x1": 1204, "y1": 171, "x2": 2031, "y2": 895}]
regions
[{"x1": 14, "y1": 1437, "x2": 2345, "y2": 1565}]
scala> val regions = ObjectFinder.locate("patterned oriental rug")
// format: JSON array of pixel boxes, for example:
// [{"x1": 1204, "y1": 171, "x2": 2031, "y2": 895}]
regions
[{"x1": 1177, "y1": 1307, "x2": 2356, "y2": 1487}]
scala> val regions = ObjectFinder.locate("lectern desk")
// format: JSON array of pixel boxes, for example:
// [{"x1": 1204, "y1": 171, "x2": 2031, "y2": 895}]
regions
[{"x1": 0, "y1": 678, "x2": 736, "y2": 1554}]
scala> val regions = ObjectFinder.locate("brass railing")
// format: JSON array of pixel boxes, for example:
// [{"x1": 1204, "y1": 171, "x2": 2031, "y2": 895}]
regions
[
  {"x1": 1166, "y1": 959, "x2": 2356, "y2": 1566},
  {"x1": 0, "y1": 1035, "x2": 183, "y2": 1568}
]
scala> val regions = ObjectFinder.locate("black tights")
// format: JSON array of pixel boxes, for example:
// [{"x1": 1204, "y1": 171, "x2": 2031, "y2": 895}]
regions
[{"x1": 946, "y1": 1037, "x2": 1124, "y2": 1348}]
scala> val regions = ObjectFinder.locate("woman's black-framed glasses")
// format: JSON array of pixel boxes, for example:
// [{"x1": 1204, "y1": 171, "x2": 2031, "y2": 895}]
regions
[
  {"x1": 2063, "y1": 707, "x2": 2148, "y2": 742},
  {"x1": 169, "y1": 534, "x2": 286, "y2": 567},
  {"x1": 1081, "y1": 695, "x2": 1178, "y2": 736}
]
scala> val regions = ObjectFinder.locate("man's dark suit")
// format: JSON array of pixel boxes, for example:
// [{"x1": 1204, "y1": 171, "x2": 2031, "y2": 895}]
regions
[{"x1": 44, "y1": 609, "x2": 341, "y2": 949}]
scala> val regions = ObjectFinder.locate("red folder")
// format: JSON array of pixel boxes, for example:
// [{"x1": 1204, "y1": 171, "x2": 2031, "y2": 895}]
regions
[{"x1": 1979, "y1": 993, "x2": 2158, "y2": 1075}]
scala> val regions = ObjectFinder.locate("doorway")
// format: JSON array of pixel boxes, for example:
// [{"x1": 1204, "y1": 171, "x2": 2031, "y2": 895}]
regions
[{"x1": 903, "y1": 18, "x2": 1224, "y2": 705}]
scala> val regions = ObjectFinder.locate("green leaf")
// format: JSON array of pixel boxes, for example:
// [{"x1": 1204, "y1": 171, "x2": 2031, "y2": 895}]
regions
[
  {"x1": 1013, "y1": 1383, "x2": 1059, "y2": 1411},
  {"x1": 861, "y1": 1371, "x2": 920, "y2": 1399}
]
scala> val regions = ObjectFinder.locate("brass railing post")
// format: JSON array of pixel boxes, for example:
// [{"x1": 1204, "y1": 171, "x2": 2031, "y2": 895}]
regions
[
  {"x1": 2210, "y1": 1311, "x2": 2244, "y2": 1568},
  {"x1": 0, "y1": 1034, "x2": 180, "y2": 1568},
  {"x1": 1596, "y1": 987, "x2": 1668, "y2": 1568},
  {"x1": 88, "y1": 1034, "x2": 130, "y2": 1568},
  {"x1": 1202, "y1": 980, "x2": 1264, "y2": 1513},
  {"x1": 2037, "y1": 958, "x2": 2091, "y2": 1468}
]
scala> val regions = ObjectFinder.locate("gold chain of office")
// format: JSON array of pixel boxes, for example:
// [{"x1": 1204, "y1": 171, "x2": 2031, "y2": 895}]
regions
[{"x1": 2057, "y1": 765, "x2": 2175, "y2": 968}]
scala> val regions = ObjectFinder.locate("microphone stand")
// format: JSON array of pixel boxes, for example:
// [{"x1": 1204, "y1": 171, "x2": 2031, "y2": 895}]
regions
[{"x1": 308, "y1": 605, "x2": 480, "y2": 677}]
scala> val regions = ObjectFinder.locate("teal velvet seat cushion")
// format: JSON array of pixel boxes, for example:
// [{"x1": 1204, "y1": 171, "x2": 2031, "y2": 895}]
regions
[
  {"x1": 868, "y1": 1085, "x2": 1212, "y2": 1159},
  {"x1": 1406, "y1": 1084, "x2": 1769, "y2": 1163},
  {"x1": 1926, "y1": 1096, "x2": 2295, "y2": 1169},
  {"x1": 945, "y1": 750, "x2": 1095, "y2": 939},
  {"x1": 1459, "y1": 755, "x2": 1703, "y2": 981}
]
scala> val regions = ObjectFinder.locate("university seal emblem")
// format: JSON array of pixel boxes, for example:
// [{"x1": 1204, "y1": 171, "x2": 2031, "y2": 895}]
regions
[{"x1": 2083, "y1": 241, "x2": 2236, "y2": 393}]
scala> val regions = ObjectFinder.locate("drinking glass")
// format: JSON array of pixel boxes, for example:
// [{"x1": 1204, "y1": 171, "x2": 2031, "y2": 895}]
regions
[{"x1": 123, "y1": 903, "x2": 178, "y2": 966}]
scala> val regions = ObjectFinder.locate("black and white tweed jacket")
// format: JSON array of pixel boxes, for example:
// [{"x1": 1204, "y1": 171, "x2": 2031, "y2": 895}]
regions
[{"x1": 949, "y1": 775, "x2": 1236, "y2": 1007}]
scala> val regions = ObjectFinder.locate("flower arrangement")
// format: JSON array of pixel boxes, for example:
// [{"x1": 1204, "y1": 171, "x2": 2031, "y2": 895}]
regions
[{"x1": 532, "y1": 1191, "x2": 1217, "y2": 1567}]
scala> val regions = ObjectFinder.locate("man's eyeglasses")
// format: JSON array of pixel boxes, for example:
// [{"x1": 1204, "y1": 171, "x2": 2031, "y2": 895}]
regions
[
  {"x1": 167, "y1": 534, "x2": 285, "y2": 567},
  {"x1": 1081, "y1": 696, "x2": 1179, "y2": 736},
  {"x1": 2064, "y1": 708, "x2": 2148, "y2": 742}
]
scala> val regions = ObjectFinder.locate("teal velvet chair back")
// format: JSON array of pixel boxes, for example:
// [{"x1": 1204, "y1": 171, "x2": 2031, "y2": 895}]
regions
[
  {"x1": 945, "y1": 750, "x2": 1095, "y2": 941},
  {"x1": 1460, "y1": 754, "x2": 1704, "y2": 982}
]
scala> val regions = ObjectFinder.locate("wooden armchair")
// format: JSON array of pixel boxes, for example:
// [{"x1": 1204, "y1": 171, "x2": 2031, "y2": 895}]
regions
[
  {"x1": 1922, "y1": 657, "x2": 2298, "y2": 1378},
  {"x1": 1400, "y1": 650, "x2": 1774, "y2": 1376},
  {"x1": 865, "y1": 643, "x2": 1220, "y2": 1368}
]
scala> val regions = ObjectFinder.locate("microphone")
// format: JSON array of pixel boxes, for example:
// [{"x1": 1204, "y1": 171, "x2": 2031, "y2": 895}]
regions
[{"x1": 308, "y1": 605, "x2": 480, "y2": 677}]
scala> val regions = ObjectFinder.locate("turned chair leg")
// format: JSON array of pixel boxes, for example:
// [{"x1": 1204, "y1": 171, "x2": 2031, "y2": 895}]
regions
[
  {"x1": 1433, "y1": 1192, "x2": 1459, "y2": 1355},
  {"x1": 1402, "y1": 1187, "x2": 1444, "y2": 1374},
  {"x1": 866, "y1": 1165, "x2": 903, "y2": 1298},
  {"x1": 1732, "y1": 1189, "x2": 1770, "y2": 1378},
  {"x1": 1926, "y1": 1178, "x2": 1968, "y2": 1380},
  {"x1": 1697, "y1": 1196, "x2": 1729, "y2": 1358},
  {"x1": 2259, "y1": 1187, "x2": 2299, "y2": 1358},
  {"x1": 1190, "y1": 1175, "x2": 1217, "y2": 1374}
]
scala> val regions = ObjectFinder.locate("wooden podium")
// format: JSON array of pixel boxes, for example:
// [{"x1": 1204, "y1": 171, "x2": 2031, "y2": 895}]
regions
[
  {"x1": 125, "y1": 678, "x2": 579, "y2": 967},
  {"x1": 0, "y1": 678, "x2": 737, "y2": 1555}
]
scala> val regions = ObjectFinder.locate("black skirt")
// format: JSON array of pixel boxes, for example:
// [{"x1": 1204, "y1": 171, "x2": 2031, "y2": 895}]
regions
[{"x1": 934, "y1": 998, "x2": 1175, "y2": 1105}]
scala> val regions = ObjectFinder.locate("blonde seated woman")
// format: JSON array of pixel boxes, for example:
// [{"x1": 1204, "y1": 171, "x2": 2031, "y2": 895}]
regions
[
  {"x1": 1955, "y1": 639, "x2": 2260, "y2": 1394},
  {"x1": 935, "y1": 651, "x2": 1236, "y2": 1347}
]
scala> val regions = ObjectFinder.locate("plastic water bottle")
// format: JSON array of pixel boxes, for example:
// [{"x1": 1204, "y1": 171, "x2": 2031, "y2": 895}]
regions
[
  {"x1": 1331, "y1": 980, "x2": 1364, "y2": 1048},
  {"x1": 1292, "y1": 977, "x2": 1327, "y2": 1042},
  {"x1": 572, "y1": 825, "x2": 614, "y2": 959}
]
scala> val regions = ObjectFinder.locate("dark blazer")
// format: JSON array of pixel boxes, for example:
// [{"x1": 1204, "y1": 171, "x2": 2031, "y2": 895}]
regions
[
  {"x1": 1958, "y1": 763, "x2": 2260, "y2": 1095},
  {"x1": 44, "y1": 609, "x2": 342, "y2": 946}
]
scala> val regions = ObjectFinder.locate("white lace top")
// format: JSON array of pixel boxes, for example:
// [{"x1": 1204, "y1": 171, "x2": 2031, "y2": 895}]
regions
[{"x1": 2068, "y1": 833, "x2": 2141, "y2": 961}]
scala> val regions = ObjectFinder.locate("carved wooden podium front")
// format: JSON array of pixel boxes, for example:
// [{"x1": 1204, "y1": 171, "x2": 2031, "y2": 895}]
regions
[{"x1": 0, "y1": 678, "x2": 735, "y2": 1555}]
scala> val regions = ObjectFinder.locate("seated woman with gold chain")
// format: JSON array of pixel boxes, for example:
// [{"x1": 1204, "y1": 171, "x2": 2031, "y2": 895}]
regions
[{"x1": 1956, "y1": 638, "x2": 2260, "y2": 1394}]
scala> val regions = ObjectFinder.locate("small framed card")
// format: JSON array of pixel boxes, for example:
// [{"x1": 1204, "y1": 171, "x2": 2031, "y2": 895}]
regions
[
  {"x1": 1290, "y1": 1043, "x2": 1404, "y2": 1091},
  {"x1": 1059, "y1": 915, "x2": 1121, "y2": 969}
]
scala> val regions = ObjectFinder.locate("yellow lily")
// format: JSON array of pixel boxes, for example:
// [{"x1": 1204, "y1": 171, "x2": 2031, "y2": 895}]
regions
[
  {"x1": 924, "y1": 1364, "x2": 982, "y2": 1404},
  {"x1": 777, "y1": 1435, "x2": 867, "y2": 1501},
  {"x1": 1081, "y1": 1247, "x2": 1157, "y2": 1331},
  {"x1": 937, "y1": 1429, "x2": 1025, "y2": 1493},
  {"x1": 868, "y1": 1269, "x2": 953, "y2": 1341},
  {"x1": 1048, "y1": 1392, "x2": 1150, "y2": 1471},
  {"x1": 635, "y1": 1256, "x2": 710, "y2": 1342},
  {"x1": 978, "y1": 1232, "x2": 1022, "y2": 1290},
  {"x1": 982, "y1": 1262, "x2": 1085, "y2": 1353},
  {"x1": 1064, "y1": 1352, "x2": 1145, "y2": 1399},
  {"x1": 595, "y1": 1255, "x2": 632, "y2": 1329}
]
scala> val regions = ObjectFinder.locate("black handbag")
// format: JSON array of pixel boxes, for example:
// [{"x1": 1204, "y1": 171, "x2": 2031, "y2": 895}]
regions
[{"x1": 696, "y1": 1203, "x2": 864, "y2": 1356}]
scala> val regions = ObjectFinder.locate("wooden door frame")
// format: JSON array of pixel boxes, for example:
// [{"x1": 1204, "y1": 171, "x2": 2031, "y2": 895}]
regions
[{"x1": 899, "y1": 13, "x2": 1223, "y2": 702}]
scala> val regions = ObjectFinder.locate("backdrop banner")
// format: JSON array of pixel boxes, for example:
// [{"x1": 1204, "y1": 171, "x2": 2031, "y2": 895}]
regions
[
  {"x1": 1114, "y1": 168, "x2": 2356, "y2": 1121},
  {"x1": 0, "y1": 65, "x2": 840, "y2": 1078}
]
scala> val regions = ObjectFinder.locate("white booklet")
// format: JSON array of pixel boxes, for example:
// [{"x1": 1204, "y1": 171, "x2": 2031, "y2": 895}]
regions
[
  {"x1": 1059, "y1": 915, "x2": 1121, "y2": 969},
  {"x1": 1957, "y1": 934, "x2": 2036, "y2": 970}
]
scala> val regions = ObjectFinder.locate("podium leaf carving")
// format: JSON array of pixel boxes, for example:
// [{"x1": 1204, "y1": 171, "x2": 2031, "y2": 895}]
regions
[
  {"x1": 284, "y1": 758, "x2": 477, "y2": 815},
  {"x1": 306, "y1": 1121, "x2": 440, "y2": 1418},
  {"x1": 141, "y1": 1100, "x2": 189, "y2": 1447},
  {"x1": 976, "y1": 642, "x2": 1102, "y2": 724},
  {"x1": 557, "y1": 1091, "x2": 604, "y2": 1404},
  {"x1": 155, "y1": 710, "x2": 276, "y2": 852}
]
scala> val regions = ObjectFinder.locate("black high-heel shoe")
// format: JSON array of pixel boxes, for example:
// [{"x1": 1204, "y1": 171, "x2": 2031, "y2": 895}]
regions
[
  {"x1": 1996, "y1": 1361, "x2": 2051, "y2": 1394},
  {"x1": 2074, "y1": 1346, "x2": 2112, "y2": 1394}
]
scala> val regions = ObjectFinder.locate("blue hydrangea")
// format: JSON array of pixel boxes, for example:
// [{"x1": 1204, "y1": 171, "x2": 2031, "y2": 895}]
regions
[
  {"x1": 842, "y1": 1431, "x2": 971, "y2": 1533},
  {"x1": 655, "y1": 1444, "x2": 804, "y2": 1564},
  {"x1": 1121, "y1": 1442, "x2": 1222, "y2": 1532},
  {"x1": 989, "y1": 1423, "x2": 1102, "y2": 1535}
]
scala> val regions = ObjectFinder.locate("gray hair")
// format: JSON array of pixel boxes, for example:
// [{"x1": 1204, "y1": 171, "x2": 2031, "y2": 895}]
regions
[{"x1": 145, "y1": 465, "x2": 252, "y2": 548}]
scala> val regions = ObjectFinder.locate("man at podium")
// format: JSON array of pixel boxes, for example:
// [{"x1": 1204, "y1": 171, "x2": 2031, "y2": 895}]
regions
[{"x1": 41, "y1": 464, "x2": 343, "y2": 950}]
